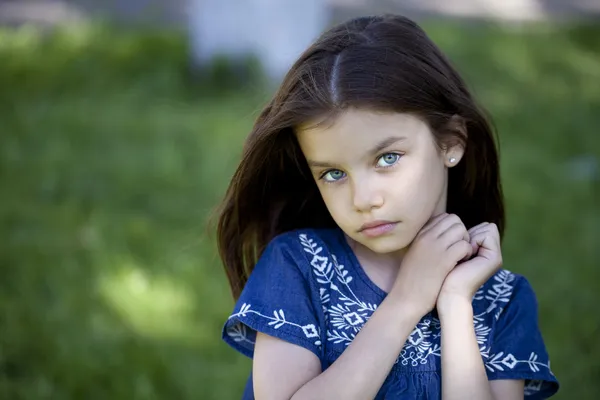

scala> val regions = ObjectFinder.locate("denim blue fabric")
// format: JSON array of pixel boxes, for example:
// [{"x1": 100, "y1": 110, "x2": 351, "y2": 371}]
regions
[{"x1": 222, "y1": 228, "x2": 559, "y2": 399}]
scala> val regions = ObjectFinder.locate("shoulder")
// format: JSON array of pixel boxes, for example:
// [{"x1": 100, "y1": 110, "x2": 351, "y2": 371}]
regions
[
  {"x1": 473, "y1": 269, "x2": 538, "y2": 328},
  {"x1": 478, "y1": 270, "x2": 560, "y2": 397},
  {"x1": 222, "y1": 228, "x2": 341, "y2": 361},
  {"x1": 473, "y1": 269, "x2": 536, "y2": 320},
  {"x1": 257, "y1": 227, "x2": 344, "y2": 277}
]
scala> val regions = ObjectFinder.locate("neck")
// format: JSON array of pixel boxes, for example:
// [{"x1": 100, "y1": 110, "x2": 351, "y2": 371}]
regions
[{"x1": 345, "y1": 234, "x2": 406, "y2": 288}]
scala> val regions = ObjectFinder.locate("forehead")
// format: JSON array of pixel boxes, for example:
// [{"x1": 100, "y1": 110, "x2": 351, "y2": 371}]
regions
[{"x1": 296, "y1": 108, "x2": 432, "y2": 156}]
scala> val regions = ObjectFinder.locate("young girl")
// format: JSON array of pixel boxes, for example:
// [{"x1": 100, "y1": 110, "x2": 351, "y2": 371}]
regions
[{"x1": 217, "y1": 14, "x2": 559, "y2": 399}]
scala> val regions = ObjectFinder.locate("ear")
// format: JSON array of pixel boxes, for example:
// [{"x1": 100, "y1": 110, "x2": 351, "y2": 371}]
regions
[{"x1": 443, "y1": 115, "x2": 467, "y2": 168}]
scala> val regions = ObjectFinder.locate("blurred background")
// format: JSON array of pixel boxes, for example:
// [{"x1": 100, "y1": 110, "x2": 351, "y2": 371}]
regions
[{"x1": 0, "y1": 0, "x2": 598, "y2": 399}]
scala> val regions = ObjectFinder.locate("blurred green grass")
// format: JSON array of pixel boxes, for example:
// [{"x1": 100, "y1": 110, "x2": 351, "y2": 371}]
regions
[{"x1": 0, "y1": 20, "x2": 598, "y2": 399}]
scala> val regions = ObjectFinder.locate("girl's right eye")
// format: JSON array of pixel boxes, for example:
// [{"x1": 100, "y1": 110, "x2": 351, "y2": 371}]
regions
[{"x1": 320, "y1": 169, "x2": 346, "y2": 183}]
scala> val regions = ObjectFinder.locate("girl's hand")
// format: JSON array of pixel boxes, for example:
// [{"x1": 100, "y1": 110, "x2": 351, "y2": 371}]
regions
[
  {"x1": 437, "y1": 222, "x2": 503, "y2": 309},
  {"x1": 390, "y1": 213, "x2": 473, "y2": 316}
]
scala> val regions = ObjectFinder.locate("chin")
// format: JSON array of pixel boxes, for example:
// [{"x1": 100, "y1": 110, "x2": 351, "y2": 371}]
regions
[{"x1": 357, "y1": 234, "x2": 413, "y2": 254}]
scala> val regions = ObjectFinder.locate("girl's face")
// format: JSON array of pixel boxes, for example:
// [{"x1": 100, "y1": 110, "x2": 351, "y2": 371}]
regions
[{"x1": 296, "y1": 108, "x2": 464, "y2": 255}]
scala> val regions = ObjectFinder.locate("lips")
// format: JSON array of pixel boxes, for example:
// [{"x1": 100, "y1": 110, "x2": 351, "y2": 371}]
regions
[{"x1": 358, "y1": 220, "x2": 398, "y2": 237}]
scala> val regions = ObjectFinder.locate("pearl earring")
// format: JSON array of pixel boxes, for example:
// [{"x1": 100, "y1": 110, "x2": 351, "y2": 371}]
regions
[{"x1": 449, "y1": 157, "x2": 456, "y2": 164}]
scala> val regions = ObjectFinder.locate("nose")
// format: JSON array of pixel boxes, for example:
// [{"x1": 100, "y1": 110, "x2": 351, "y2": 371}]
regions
[{"x1": 352, "y1": 178, "x2": 384, "y2": 212}]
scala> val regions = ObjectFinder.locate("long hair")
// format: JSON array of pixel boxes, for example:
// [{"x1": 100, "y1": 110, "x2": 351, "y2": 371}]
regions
[{"x1": 216, "y1": 14, "x2": 505, "y2": 300}]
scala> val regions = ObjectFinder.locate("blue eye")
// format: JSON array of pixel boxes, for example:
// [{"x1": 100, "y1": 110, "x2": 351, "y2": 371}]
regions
[
  {"x1": 321, "y1": 169, "x2": 346, "y2": 182},
  {"x1": 376, "y1": 153, "x2": 401, "y2": 168}
]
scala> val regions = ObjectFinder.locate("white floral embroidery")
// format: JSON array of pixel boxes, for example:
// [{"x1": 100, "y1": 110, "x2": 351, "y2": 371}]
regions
[
  {"x1": 472, "y1": 269, "x2": 516, "y2": 353},
  {"x1": 397, "y1": 318, "x2": 442, "y2": 366},
  {"x1": 474, "y1": 322, "x2": 492, "y2": 345},
  {"x1": 485, "y1": 351, "x2": 553, "y2": 374},
  {"x1": 525, "y1": 380, "x2": 544, "y2": 395},
  {"x1": 301, "y1": 233, "x2": 448, "y2": 367},
  {"x1": 297, "y1": 231, "x2": 555, "y2": 393},
  {"x1": 227, "y1": 321, "x2": 254, "y2": 345},
  {"x1": 225, "y1": 231, "x2": 555, "y2": 397},
  {"x1": 300, "y1": 234, "x2": 377, "y2": 320},
  {"x1": 329, "y1": 305, "x2": 365, "y2": 331},
  {"x1": 227, "y1": 302, "x2": 322, "y2": 346},
  {"x1": 483, "y1": 270, "x2": 515, "y2": 320}
]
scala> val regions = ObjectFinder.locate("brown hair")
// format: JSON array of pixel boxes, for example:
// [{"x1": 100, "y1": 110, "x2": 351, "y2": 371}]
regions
[{"x1": 216, "y1": 14, "x2": 505, "y2": 300}]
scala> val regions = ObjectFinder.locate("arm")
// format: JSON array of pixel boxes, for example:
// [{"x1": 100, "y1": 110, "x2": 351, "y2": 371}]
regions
[
  {"x1": 437, "y1": 222, "x2": 525, "y2": 400},
  {"x1": 439, "y1": 297, "x2": 494, "y2": 400},
  {"x1": 438, "y1": 296, "x2": 524, "y2": 400},
  {"x1": 253, "y1": 293, "x2": 423, "y2": 400}
]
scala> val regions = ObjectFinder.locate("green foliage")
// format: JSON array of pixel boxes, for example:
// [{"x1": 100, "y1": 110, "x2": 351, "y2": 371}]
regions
[{"x1": 0, "y1": 20, "x2": 598, "y2": 399}]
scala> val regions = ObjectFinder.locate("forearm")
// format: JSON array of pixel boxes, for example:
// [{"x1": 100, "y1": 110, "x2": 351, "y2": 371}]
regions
[
  {"x1": 439, "y1": 297, "x2": 495, "y2": 400},
  {"x1": 292, "y1": 295, "x2": 423, "y2": 400}
]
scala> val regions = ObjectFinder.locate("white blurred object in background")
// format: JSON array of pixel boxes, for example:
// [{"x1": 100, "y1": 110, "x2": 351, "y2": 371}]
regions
[{"x1": 188, "y1": 0, "x2": 329, "y2": 82}]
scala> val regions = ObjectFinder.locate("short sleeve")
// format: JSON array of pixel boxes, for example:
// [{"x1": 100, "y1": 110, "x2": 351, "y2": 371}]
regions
[
  {"x1": 486, "y1": 275, "x2": 559, "y2": 399},
  {"x1": 221, "y1": 234, "x2": 323, "y2": 360}
]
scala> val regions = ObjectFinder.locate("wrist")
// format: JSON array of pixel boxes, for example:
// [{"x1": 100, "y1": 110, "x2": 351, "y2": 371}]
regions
[
  {"x1": 383, "y1": 291, "x2": 428, "y2": 324},
  {"x1": 436, "y1": 293, "x2": 473, "y2": 320}
]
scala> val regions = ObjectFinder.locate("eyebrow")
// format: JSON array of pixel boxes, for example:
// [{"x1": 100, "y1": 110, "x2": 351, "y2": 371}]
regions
[{"x1": 307, "y1": 136, "x2": 407, "y2": 168}]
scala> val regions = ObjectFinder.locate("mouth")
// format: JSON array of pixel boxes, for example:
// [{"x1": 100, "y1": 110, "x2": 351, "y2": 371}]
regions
[{"x1": 358, "y1": 220, "x2": 398, "y2": 238}]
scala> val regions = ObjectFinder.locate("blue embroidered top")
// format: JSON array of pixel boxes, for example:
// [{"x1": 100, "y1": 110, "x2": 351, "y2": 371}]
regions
[{"x1": 222, "y1": 228, "x2": 559, "y2": 399}]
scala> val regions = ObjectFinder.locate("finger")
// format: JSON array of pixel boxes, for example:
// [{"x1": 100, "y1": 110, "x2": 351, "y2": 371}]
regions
[
  {"x1": 467, "y1": 224, "x2": 489, "y2": 252},
  {"x1": 418, "y1": 213, "x2": 449, "y2": 236},
  {"x1": 448, "y1": 240, "x2": 473, "y2": 267},
  {"x1": 439, "y1": 222, "x2": 470, "y2": 245},
  {"x1": 488, "y1": 223, "x2": 500, "y2": 237},
  {"x1": 468, "y1": 223, "x2": 499, "y2": 251},
  {"x1": 470, "y1": 229, "x2": 500, "y2": 254},
  {"x1": 430, "y1": 214, "x2": 464, "y2": 237},
  {"x1": 469, "y1": 222, "x2": 500, "y2": 239},
  {"x1": 468, "y1": 222, "x2": 490, "y2": 235},
  {"x1": 469, "y1": 233, "x2": 483, "y2": 255},
  {"x1": 471, "y1": 223, "x2": 499, "y2": 243}
]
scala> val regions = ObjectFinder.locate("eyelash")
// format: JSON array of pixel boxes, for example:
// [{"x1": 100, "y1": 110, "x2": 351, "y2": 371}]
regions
[{"x1": 318, "y1": 152, "x2": 403, "y2": 184}]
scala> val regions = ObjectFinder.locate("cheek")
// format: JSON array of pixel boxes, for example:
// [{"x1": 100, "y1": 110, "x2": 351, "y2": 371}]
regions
[{"x1": 388, "y1": 159, "x2": 445, "y2": 211}]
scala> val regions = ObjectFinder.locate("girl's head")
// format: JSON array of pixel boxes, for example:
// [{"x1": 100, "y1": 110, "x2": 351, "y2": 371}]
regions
[{"x1": 217, "y1": 14, "x2": 504, "y2": 299}]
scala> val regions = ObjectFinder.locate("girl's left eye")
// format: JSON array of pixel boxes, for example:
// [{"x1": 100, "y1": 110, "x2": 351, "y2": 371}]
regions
[{"x1": 376, "y1": 153, "x2": 401, "y2": 168}]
